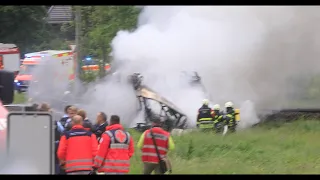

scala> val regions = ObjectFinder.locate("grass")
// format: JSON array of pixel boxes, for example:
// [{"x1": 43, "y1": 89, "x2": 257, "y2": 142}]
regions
[
  {"x1": 128, "y1": 120, "x2": 320, "y2": 174},
  {"x1": 11, "y1": 93, "x2": 320, "y2": 174},
  {"x1": 13, "y1": 92, "x2": 26, "y2": 104}
]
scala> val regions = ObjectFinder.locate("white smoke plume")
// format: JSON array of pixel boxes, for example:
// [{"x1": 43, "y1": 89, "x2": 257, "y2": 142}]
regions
[{"x1": 28, "y1": 6, "x2": 320, "y2": 129}]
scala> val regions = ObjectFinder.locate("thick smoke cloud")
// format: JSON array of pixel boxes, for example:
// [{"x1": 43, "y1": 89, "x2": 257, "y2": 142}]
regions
[{"x1": 28, "y1": 6, "x2": 320, "y2": 129}]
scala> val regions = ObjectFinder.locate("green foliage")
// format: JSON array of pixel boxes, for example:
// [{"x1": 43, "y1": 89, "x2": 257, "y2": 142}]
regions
[
  {"x1": 79, "y1": 70, "x2": 99, "y2": 83},
  {"x1": 81, "y1": 6, "x2": 140, "y2": 60},
  {"x1": 0, "y1": 6, "x2": 70, "y2": 55}
]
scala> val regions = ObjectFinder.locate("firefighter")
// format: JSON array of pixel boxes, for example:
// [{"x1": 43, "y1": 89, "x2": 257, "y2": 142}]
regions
[
  {"x1": 224, "y1": 101, "x2": 237, "y2": 133},
  {"x1": 57, "y1": 115, "x2": 98, "y2": 175},
  {"x1": 132, "y1": 72, "x2": 143, "y2": 90},
  {"x1": 212, "y1": 104, "x2": 223, "y2": 133},
  {"x1": 197, "y1": 99, "x2": 214, "y2": 130},
  {"x1": 77, "y1": 109, "x2": 94, "y2": 132},
  {"x1": 93, "y1": 112, "x2": 108, "y2": 141},
  {"x1": 93, "y1": 115, "x2": 134, "y2": 175},
  {"x1": 137, "y1": 116, "x2": 174, "y2": 174}
]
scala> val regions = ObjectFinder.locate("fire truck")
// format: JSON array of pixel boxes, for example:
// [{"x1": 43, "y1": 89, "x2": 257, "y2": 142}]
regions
[
  {"x1": 0, "y1": 43, "x2": 21, "y2": 76},
  {"x1": 14, "y1": 50, "x2": 75, "y2": 93}
]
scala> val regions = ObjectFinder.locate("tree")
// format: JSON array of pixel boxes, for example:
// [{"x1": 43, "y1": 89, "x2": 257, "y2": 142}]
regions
[{"x1": 0, "y1": 6, "x2": 70, "y2": 56}]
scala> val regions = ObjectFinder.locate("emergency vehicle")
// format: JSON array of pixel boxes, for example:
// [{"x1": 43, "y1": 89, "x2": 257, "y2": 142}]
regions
[
  {"x1": 81, "y1": 56, "x2": 111, "y2": 72},
  {"x1": 14, "y1": 50, "x2": 75, "y2": 93},
  {"x1": 0, "y1": 43, "x2": 21, "y2": 75}
]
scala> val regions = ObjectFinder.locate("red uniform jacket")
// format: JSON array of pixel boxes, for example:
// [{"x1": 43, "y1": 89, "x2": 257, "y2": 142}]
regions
[
  {"x1": 93, "y1": 124, "x2": 134, "y2": 173},
  {"x1": 57, "y1": 125, "x2": 98, "y2": 172}
]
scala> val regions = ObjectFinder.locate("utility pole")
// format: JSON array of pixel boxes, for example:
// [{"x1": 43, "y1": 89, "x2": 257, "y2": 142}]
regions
[{"x1": 75, "y1": 6, "x2": 82, "y2": 76}]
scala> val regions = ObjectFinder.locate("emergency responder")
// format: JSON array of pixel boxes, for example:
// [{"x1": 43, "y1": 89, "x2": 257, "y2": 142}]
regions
[
  {"x1": 137, "y1": 116, "x2": 174, "y2": 174},
  {"x1": 93, "y1": 112, "x2": 108, "y2": 141},
  {"x1": 77, "y1": 109, "x2": 93, "y2": 132},
  {"x1": 57, "y1": 115, "x2": 98, "y2": 175},
  {"x1": 93, "y1": 115, "x2": 134, "y2": 174},
  {"x1": 197, "y1": 99, "x2": 214, "y2": 130},
  {"x1": 224, "y1": 101, "x2": 237, "y2": 133},
  {"x1": 212, "y1": 104, "x2": 224, "y2": 133}
]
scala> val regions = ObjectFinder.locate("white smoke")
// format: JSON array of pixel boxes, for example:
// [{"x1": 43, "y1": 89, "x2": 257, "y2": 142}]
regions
[
  {"x1": 27, "y1": 6, "x2": 320, "y2": 129},
  {"x1": 110, "y1": 6, "x2": 320, "y2": 128}
]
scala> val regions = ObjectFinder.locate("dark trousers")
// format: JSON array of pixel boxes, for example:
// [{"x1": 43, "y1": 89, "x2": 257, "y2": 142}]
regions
[{"x1": 143, "y1": 162, "x2": 164, "y2": 174}]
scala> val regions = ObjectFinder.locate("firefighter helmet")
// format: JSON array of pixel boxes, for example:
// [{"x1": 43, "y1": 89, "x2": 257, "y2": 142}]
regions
[
  {"x1": 213, "y1": 104, "x2": 220, "y2": 110},
  {"x1": 225, "y1": 101, "x2": 234, "y2": 108},
  {"x1": 202, "y1": 99, "x2": 209, "y2": 106}
]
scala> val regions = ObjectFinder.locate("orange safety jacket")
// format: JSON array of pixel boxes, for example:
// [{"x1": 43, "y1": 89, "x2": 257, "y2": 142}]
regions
[
  {"x1": 57, "y1": 125, "x2": 98, "y2": 173},
  {"x1": 94, "y1": 124, "x2": 134, "y2": 174},
  {"x1": 142, "y1": 127, "x2": 170, "y2": 163}
]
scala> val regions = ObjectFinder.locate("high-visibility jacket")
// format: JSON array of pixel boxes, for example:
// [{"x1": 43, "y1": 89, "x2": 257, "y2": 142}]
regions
[
  {"x1": 197, "y1": 105, "x2": 214, "y2": 129},
  {"x1": 141, "y1": 127, "x2": 170, "y2": 164},
  {"x1": 213, "y1": 110, "x2": 223, "y2": 124},
  {"x1": 94, "y1": 124, "x2": 134, "y2": 174},
  {"x1": 226, "y1": 109, "x2": 240, "y2": 127},
  {"x1": 57, "y1": 125, "x2": 98, "y2": 173}
]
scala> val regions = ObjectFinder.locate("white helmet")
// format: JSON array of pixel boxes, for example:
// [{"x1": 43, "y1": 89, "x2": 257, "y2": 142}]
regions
[
  {"x1": 202, "y1": 99, "x2": 209, "y2": 106},
  {"x1": 213, "y1": 104, "x2": 220, "y2": 110},
  {"x1": 225, "y1": 101, "x2": 234, "y2": 108}
]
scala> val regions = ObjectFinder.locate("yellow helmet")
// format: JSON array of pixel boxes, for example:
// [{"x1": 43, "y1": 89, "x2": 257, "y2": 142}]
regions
[
  {"x1": 202, "y1": 99, "x2": 209, "y2": 106},
  {"x1": 213, "y1": 104, "x2": 220, "y2": 110},
  {"x1": 225, "y1": 101, "x2": 234, "y2": 108}
]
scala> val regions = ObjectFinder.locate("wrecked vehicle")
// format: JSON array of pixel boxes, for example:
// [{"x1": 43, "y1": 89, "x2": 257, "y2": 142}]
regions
[{"x1": 129, "y1": 73, "x2": 189, "y2": 132}]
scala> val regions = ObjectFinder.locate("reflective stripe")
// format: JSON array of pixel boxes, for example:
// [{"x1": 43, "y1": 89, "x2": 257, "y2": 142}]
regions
[
  {"x1": 200, "y1": 118, "x2": 213, "y2": 120},
  {"x1": 95, "y1": 156, "x2": 104, "y2": 161},
  {"x1": 146, "y1": 133, "x2": 168, "y2": 140},
  {"x1": 65, "y1": 159, "x2": 92, "y2": 164},
  {"x1": 142, "y1": 152, "x2": 165, "y2": 158},
  {"x1": 94, "y1": 161, "x2": 100, "y2": 167},
  {"x1": 200, "y1": 121, "x2": 214, "y2": 124},
  {"x1": 142, "y1": 145, "x2": 168, "y2": 152},
  {"x1": 110, "y1": 144, "x2": 129, "y2": 149},
  {"x1": 65, "y1": 165, "x2": 92, "y2": 171},
  {"x1": 101, "y1": 166, "x2": 129, "y2": 170},
  {"x1": 105, "y1": 131, "x2": 113, "y2": 142},
  {"x1": 104, "y1": 159, "x2": 130, "y2": 164}
]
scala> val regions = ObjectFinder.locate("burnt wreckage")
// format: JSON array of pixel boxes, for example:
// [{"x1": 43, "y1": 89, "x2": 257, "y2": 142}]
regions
[{"x1": 129, "y1": 73, "x2": 189, "y2": 132}]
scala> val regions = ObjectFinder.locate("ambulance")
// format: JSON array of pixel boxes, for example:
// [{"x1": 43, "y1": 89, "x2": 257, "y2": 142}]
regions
[
  {"x1": 14, "y1": 50, "x2": 75, "y2": 93},
  {"x1": 0, "y1": 43, "x2": 21, "y2": 76}
]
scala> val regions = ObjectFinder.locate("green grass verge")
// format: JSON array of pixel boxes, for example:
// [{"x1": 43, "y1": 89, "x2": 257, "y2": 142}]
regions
[
  {"x1": 13, "y1": 92, "x2": 26, "y2": 104},
  {"x1": 128, "y1": 120, "x2": 320, "y2": 174}
]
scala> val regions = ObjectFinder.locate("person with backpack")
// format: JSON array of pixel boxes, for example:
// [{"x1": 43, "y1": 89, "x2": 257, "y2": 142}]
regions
[{"x1": 137, "y1": 116, "x2": 175, "y2": 174}]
